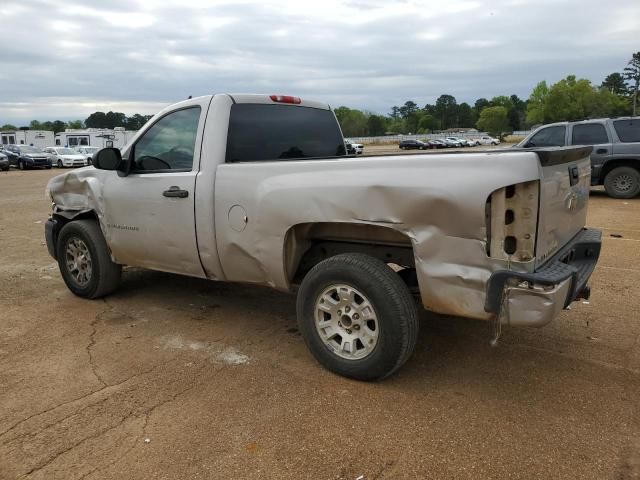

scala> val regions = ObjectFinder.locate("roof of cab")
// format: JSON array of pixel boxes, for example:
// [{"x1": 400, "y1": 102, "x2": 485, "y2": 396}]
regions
[{"x1": 227, "y1": 94, "x2": 330, "y2": 110}]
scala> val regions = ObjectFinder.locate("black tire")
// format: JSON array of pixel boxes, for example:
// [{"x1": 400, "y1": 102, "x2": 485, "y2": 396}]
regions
[
  {"x1": 56, "y1": 220, "x2": 122, "y2": 299},
  {"x1": 57, "y1": 160, "x2": 63, "y2": 168},
  {"x1": 603, "y1": 166, "x2": 640, "y2": 199},
  {"x1": 18, "y1": 160, "x2": 25, "y2": 170},
  {"x1": 296, "y1": 253, "x2": 419, "y2": 381}
]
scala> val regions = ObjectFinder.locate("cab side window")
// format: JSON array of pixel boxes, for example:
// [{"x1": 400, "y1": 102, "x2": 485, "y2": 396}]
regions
[
  {"x1": 131, "y1": 107, "x2": 201, "y2": 172},
  {"x1": 571, "y1": 124, "x2": 608, "y2": 145},
  {"x1": 527, "y1": 126, "x2": 566, "y2": 147}
]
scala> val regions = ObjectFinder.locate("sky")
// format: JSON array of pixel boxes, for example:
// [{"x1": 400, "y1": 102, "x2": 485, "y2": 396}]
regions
[{"x1": 0, "y1": 0, "x2": 638, "y2": 125}]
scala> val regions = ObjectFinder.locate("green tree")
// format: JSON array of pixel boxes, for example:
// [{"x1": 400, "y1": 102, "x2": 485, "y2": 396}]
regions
[
  {"x1": 29, "y1": 120, "x2": 42, "y2": 130},
  {"x1": 490, "y1": 95, "x2": 513, "y2": 111},
  {"x1": 334, "y1": 106, "x2": 368, "y2": 137},
  {"x1": 526, "y1": 81, "x2": 549, "y2": 126},
  {"x1": 1, "y1": 124, "x2": 17, "y2": 130},
  {"x1": 126, "y1": 114, "x2": 152, "y2": 130},
  {"x1": 389, "y1": 106, "x2": 401, "y2": 120},
  {"x1": 51, "y1": 120, "x2": 66, "y2": 133},
  {"x1": 434, "y1": 94, "x2": 458, "y2": 130},
  {"x1": 473, "y1": 98, "x2": 490, "y2": 117},
  {"x1": 601, "y1": 72, "x2": 627, "y2": 95},
  {"x1": 508, "y1": 94, "x2": 526, "y2": 130},
  {"x1": 476, "y1": 106, "x2": 509, "y2": 135},
  {"x1": 457, "y1": 103, "x2": 476, "y2": 128},
  {"x1": 386, "y1": 119, "x2": 406, "y2": 134},
  {"x1": 85, "y1": 112, "x2": 108, "y2": 128},
  {"x1": 367, "y1": 115, "x2": 387, "y2": 136},
  {"x1": 66, "y1": 120, "x2": 84, "y2": 129},
  {"x1": 399, "y1": 101, "x2": 418, "y2": 119},
  {"x1": 623, "y1": 51, "x2": 640, "y2": 116},
  {"x1": 418, "y1": 114, "x2": 438, "y2": 132}
]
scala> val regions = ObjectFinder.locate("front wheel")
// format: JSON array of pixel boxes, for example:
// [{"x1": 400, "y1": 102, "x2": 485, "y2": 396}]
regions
[
  {"x1": 18, "y1": 160, "x2": 25, "y2": 170},
  {"x1": 56, "y1": 220, "x2": 122, "y2": 298},
  {"x1": 57, "y1": 160, "x2": 63, "y2": 168},
  {"x1": 604, "y1": 166, "x2": 640, "y2": 199},
  {"x1": 296, "y1": 253, "x2": 419, "y2": 381}
]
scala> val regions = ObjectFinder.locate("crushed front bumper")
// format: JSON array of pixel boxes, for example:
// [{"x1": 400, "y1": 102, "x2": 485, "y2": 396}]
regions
[
  {"x1": 485, "y1": 228, "x2": 602, "y2": 327},
  {"x1": 45, "y1": 217, "x2": 59, "y2": 260}
]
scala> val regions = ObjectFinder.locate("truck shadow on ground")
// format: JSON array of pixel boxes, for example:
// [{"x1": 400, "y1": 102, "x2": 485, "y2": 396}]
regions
[{"x1": 107, "y1": 267, "x2": 600, "y2": 394}]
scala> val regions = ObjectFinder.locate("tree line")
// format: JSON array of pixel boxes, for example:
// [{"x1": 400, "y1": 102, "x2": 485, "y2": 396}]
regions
[
  {"x1": 336, "y1": 51, "x2": 640, "y2": 137},
  {"x1": 1, "y1": 111, "x2": 153, "y2": 134}
]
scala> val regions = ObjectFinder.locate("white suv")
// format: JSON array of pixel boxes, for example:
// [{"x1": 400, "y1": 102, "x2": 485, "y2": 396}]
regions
[{"x1": 477, "y1": 136, "x2": 500, "y2": 146}]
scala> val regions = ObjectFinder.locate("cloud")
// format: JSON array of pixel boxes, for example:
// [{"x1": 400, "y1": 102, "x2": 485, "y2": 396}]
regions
[{"x1": 0, "y1": 0, "x2": 638, "y2": 124}]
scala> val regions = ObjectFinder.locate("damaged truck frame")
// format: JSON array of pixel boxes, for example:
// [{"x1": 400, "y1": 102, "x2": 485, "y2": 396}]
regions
[{"x1": 45, "y1": 94, "x2": 602, "y2": 380}]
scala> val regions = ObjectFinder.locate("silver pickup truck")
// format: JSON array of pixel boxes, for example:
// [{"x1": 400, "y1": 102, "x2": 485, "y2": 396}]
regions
[{"x1": 45, "y1": 94, "x2": 602, "y2": 380}]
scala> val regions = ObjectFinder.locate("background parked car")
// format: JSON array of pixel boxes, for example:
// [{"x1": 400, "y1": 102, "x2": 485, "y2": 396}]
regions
[
  {"x1": 3, "y1": 145, "x2": 52, "y2": 170},
  {"x1": 477, "y1": 135, "x2": 500, "y2": 145},
  {"x1": 399, "y1": 139, "x2": 429, "y2": 150},
  {"x1": 345, "y1": 140, "x2": 355, "y2": 155},
  {"x1": 429, "y1": 139, "x2": 447, "y2": 149},
  {"x1": 74, "y1": 146, "x2": 100, "y2": 164},
  {"x1": 443, "y1": 137, "x2": 463, "y2": 147},
  {"x1": 516, "y1": 117, "x2": 640, "y2": 198},
  {"x1": 0, "y1": 151, "x2": 9, "y2": 171},
  {"x1": 43, "y1": 147, "x2": 89, "y2": 168},
  {"x1": 344, "y1": 139, "x2": 364, "y2": 154}
]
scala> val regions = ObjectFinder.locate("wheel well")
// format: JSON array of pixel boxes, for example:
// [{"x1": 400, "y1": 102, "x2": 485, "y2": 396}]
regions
[
  {"x1": 600, "y1": 159, "x2": 640, "y2": 183},
  {"x1": 51, "y1": 211, "x2": 99, "y2": 252},
  {"x1": 284, "y1": 222, "x2": 417, "y2": 290}
]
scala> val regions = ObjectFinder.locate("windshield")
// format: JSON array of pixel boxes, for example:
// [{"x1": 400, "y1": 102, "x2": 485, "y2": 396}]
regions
[
  {"x1": 56, "y1": 148, "x2": 76, "y2": 154},
  {"x1": 20, "y1": 146, "x2": 43, "y2": 153}
]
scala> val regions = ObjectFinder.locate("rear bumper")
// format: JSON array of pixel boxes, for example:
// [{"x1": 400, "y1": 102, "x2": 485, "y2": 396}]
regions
[{"x1": 485, "y1": 228, "x2": 601, "y2": 327}]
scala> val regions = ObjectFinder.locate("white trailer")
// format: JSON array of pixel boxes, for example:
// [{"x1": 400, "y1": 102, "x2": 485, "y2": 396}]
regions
[
  {"x1": 1, "y1": 130, "x2": 54, "y2": 149},
  {"x1": 54, "y1": 127, "x2": 138, "y2": 149}
]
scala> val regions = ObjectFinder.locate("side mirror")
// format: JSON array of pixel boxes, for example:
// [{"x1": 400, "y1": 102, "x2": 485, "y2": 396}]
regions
[{"x1": 94, "y1": 148, "x2": 122, "y2": 170}]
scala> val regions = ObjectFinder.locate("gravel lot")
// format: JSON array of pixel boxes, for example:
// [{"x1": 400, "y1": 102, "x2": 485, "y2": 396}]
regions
[{"x1": 1, "y1": 166, "x2": 639, "y2": 479}]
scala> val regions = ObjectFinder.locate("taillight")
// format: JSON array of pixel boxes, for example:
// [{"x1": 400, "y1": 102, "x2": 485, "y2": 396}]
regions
[
  {"x1": 486, "y1": 180, "x2": 539, "y2": 262},
  {"x1": 270, "y1": 95, "x2": 301, "y2": 104}
]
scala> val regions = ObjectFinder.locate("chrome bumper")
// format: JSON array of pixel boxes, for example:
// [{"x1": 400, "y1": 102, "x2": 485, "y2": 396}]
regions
[{"x1": 485, "y1": 228, "x2": 601, "y2": 327}]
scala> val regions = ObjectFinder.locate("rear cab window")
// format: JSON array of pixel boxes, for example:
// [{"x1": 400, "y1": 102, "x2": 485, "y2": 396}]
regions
[
  {"x1": 571, "y1": 123, "x2": 609, "y2": 145},
  {"x1": 226, "y1": 104, "x2": 346, "y2": 162},
  {"x1": 613, "y1": 119, "x2": 640, "y2": 142},
  {"x1": 527, "y1": 126, "x2": 566, "y2": 147}
]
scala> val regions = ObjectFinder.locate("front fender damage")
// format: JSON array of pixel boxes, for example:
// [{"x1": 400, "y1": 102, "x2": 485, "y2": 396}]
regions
[{"x1": 47, "y1": 168, "x2": 106, "y2": 221}]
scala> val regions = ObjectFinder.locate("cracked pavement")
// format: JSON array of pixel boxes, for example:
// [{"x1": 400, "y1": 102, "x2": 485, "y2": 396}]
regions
[{"x1": 1, "y1": 168, "x2": 639, "y2": 479}]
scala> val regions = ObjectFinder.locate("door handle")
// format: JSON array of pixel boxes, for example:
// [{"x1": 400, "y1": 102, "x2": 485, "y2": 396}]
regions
[
  {"x1": 163, "y1": 186, "x2": 189, "y2": 198},
  {"x1": 596, "y1": 148, "x2": 607, "y2": 154}
]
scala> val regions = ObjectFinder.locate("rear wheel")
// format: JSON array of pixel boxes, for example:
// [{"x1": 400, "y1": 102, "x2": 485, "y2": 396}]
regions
[
  {"x1": 296, "y1": 253, "x2": 419, "y2": 381},
  {"x1": 56, "y1": 220, "x2": 122, "y2": 298},
  {"x1": 604, "y1": 166, "x2": 640, "y2": 199}
]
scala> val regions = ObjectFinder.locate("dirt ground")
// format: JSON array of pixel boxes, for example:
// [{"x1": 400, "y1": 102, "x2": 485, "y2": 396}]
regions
[{"x1": 1, "y1": 166, "x2": 639, "y2": 480}]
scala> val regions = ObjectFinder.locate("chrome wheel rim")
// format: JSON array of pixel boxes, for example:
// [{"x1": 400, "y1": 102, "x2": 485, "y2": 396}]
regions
[
  {"x1": 614, "y1": 174, "x2": 633, "y2": 193},
  {"x1": 314, "y1": 284, "x2": 379, "y2": 360},
  {"x1": 65, "y1": 237, "x2": 92, "y2": 286}
]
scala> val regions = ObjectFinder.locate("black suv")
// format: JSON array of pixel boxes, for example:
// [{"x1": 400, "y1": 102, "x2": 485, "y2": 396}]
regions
[
  {"x1": 399, "y1": 140, "x2": 430, "y2": 150},
  {"x1": 3, "y1": 145, "x2": 52, "y2": 170}
]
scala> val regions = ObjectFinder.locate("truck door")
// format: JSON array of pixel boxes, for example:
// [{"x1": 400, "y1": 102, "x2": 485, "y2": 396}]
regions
[
  {"x1": 569, "y1": 122, "x2": 612, "y2": 183},
  {"x1": 101, "y1": 98, "x2": 211, "y2": 277}
]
